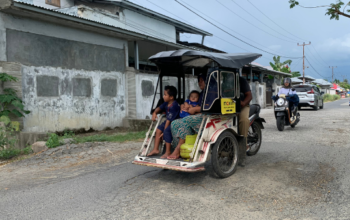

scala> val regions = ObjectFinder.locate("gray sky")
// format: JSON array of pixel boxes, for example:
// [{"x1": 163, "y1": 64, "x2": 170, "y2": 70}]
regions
[{"x1": 130, "y1": 0, "x2": 349, "y2": 82}]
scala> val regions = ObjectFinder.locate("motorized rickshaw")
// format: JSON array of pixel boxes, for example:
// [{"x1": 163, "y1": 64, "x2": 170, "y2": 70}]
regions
[{"x1": 132, "y1": 49, "x2": 266, "y2": 178}]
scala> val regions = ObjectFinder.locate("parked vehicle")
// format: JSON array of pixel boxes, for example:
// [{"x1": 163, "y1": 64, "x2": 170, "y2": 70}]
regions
[
  {"x1": 132, "y1": 50, "x2": 265, "y2": 178},
  {"x1": 293, "y1": 85, "x2": 324, "y2": 110},
  {"x1": 273, "y1": 93, "x2": 300, "y2": 131}
]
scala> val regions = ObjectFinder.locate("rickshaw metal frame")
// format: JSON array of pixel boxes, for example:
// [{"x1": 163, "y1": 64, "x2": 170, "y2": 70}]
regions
[{"x1": 133, "y1": 50, "x2": 262, "y2": 173}]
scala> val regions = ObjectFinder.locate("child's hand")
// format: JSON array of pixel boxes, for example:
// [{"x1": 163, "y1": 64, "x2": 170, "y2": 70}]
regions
[{"x1": 152, "y1": 113, "x2": 158, "y2": 121}]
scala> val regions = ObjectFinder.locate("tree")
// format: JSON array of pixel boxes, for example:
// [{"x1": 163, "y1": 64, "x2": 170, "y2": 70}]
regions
[
  {"x1": 270, "y1": 56, "x2": 300, "y2": 76},
  {"x1": 291, "y1": 72, "x2": 301, "y2": 77},
  {"x1": 289, "y1": 0, "x2": 350, "y2": 20},
  {"x1": 334, "y1": 79, "x2": 341, "y2": 83},
  {"x1": 344, "y1": 78, "x2": 349, "y2": 84}
]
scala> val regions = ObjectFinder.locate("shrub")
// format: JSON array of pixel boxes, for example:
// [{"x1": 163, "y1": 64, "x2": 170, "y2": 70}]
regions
[
  {"x1": 323, "y1": 94, "x2": 341, "y2": 102},
  {"x1": 46, "y1": 133, "x2": 62, "y2": 148},
  {"x1": 0, "y1": 146, "x2": 32, "y2": 160}
]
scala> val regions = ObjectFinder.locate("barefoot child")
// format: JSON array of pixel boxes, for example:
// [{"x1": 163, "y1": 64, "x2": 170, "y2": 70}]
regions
[
  {"x1": 180, "y1": 90, "x2": 200, "y2": 118},
  {"x1": 147, "y1": 85, "x2": 180, "y2": 158}
]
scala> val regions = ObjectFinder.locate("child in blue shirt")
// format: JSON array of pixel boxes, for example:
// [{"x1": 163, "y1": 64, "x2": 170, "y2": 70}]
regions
[
  {"x1": 147, "y1": 85, "x2": 180, "y2": 158},
  {"x1": 180, "y1": 90, "x2": 200, "y2": 118}
]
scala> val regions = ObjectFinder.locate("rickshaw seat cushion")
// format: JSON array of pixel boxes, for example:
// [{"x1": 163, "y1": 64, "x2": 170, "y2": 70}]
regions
[{"x1": 249, "y1": 104, "x2": 260, "y2": 117}]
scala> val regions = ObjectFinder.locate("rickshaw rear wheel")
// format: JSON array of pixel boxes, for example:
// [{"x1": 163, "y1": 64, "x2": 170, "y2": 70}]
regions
[{"x1": 211, "y1": 130, "x2": 239, "y2": 178}]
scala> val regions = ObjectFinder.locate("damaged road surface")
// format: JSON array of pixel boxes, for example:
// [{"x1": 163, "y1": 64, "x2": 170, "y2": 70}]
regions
[{"x1": 0, "y1": 99, "x2": 350, "y2": 219}]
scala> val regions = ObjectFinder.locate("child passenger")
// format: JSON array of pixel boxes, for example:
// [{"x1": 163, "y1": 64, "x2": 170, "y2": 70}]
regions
[
  {"x1": 180, "y1": 90, "x2": 200, "y2": 118},
  {"x1": 147, "y1": 85, "x2": 180, "y2": 158}
]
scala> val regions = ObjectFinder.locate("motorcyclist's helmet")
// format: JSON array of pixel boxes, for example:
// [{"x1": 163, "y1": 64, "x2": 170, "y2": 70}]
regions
[{"x1": 284, "y1": 77, "x2": 292, "y2": 85}]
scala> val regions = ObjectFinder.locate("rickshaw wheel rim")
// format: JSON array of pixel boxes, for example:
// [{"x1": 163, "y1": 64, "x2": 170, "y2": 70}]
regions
[{"x1": 216, "y1": 136, "x2": 238, "y2": 174}]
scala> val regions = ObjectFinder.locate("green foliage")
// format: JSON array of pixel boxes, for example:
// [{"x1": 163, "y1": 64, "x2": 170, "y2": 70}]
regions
[
  {"x1": 0, "y1": 116, "x2": 18, "y2": 151},
  {"x1": 323, "y1": 94, "x2": 341, "y2": 102},
  {"x1": 291, "y1": 72, "x2": 301, "y2": 77},
  {"x1": 289, "y1": 0, "x2": 350, "y2": 20},
  {"x1": 73, "y1": 131, "x2": 147, "y2": 144},
  {"x1": 0, "y1": 73, "x2": 30, "y2": 118},
  {"x1": 0, "y1": 73, "x2": 18, "y2": 83},
  {"x1": 46, "y1": 133, "x2": 62, "y2": 148},
  {"x1": 269, "y1": 56, "x2": 292, "y2": 72},
  {"x1": 0, "y1": 146, "x2": 32, "y2": 160}
]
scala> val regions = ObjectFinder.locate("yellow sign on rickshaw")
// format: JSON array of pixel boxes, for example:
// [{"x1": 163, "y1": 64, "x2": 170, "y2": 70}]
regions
[{"x1": 221, "y1": 98, "x2": 236, "y2": 114}]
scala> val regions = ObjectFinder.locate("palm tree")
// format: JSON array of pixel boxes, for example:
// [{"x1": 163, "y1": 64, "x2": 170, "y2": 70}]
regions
[
  {"x1": 270, "y1": 56, "x2": 299, "y2": 77},
  {"x1": 269, "y1": 56, "x2": 292, "y2": 72}
]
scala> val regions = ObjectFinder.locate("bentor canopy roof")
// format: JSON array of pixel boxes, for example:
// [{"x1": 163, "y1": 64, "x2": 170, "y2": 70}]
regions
[{"x1": 149, "y1": 49, "x2": 262, "y2": 69}]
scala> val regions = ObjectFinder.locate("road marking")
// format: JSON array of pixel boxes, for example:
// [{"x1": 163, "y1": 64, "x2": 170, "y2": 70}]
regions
[{"x1": 341, "y1": 102, "x2": 349, "y2": 106}]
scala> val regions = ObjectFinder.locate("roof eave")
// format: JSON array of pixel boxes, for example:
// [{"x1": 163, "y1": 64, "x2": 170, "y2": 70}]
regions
[{"x1": 12, "y1": 2, "x2": 201, "y2": 51}]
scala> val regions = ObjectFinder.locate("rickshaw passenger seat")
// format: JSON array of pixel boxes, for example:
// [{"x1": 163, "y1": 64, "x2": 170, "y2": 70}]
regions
[{"x1": 249, "y1": 104, "x2": 260, "y2": 117}]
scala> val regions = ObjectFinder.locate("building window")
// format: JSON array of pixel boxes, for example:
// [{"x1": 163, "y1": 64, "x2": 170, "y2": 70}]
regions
[
  {"x1": 101, "y1": 79, "x2": 117, "y2": 97},
  {"x1": 36, "y1": 76, "x2": 59, "y2": 97},
  {"x1": 73, "y1": 78, "x2": 91, "y2": 97},
  {"x1": 141, "y1": 80, "x2": 154, "y2": 97},
  {"x1": 46, "y1": 0, "x2": 60, "y2": 7}
]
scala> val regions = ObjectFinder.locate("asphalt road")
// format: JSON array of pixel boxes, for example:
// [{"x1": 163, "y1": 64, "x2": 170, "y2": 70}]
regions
[{"x1": 0, "y1": 99, "x2": 349, "y2": 220}]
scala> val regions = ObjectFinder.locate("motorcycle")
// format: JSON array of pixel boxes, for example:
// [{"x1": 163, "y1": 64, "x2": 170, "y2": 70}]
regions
[{"x1": 273, "y1": 93, "x2": 300, "y2": 131}]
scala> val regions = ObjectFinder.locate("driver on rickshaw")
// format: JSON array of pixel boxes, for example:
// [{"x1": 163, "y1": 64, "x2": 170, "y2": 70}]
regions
[{"x1": 167, "y1": 72, "x2": 252, "y2": 160}]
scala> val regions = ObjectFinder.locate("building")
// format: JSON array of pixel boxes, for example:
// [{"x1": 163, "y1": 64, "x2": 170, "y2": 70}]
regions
[{"x1": 0, "y1": 0, "x2": 215, "y2": 134}]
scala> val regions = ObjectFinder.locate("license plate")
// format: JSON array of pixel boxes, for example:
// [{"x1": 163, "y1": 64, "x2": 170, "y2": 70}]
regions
[{"x1": 275, "y1": 107, "x2": 285, "y2": 111}]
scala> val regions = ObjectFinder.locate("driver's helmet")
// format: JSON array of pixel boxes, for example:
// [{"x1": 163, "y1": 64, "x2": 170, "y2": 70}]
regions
[{"x1": 284, "y1": 77, "x2": 292, "y2": 85}]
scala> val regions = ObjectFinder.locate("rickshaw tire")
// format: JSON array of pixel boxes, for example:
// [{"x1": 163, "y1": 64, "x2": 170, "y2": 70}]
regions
[
  {"x1": 211, "y1": 131, "x2": 239, "y2": 178},
  {"x1": 246, "y1": 121, "x2": 261, "y2": 156}
]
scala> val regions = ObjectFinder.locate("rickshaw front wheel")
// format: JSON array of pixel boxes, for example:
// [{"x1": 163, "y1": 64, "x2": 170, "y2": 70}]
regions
[{"x1": 211, "y1": 130, "x2": 239, "y2": 178}]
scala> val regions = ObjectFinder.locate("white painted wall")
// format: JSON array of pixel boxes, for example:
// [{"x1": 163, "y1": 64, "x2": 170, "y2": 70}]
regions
[
  {"x1": 135, "y1": 73, "x2": 158, "y2": 120},
  {"x1": 135, "y1": 73, "x2": 200, "y2": 120},
  {"x1": 58, "y1": 5, "x2": 177, "y2": 43},
  {"x1": 123, "y1": 9, "x2": 176, "y2": 43},
  {"x1": 22, "y1": 66, "x2": 126, "y2": 132}
]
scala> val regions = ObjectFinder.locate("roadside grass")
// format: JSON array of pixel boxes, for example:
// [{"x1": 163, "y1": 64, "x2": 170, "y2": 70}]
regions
[
  {"x1": 323, "y1": 94, "x2": 341, "y2": 103},
  {"x1": 73, "y1": 130, "x2": 147, "y2": 144},
  {"x1": 0, "y1": 146, "x2": 32, "y2": 160}
]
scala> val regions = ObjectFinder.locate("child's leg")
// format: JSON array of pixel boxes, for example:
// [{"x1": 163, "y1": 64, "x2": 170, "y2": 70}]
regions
[
  {"x1": 147, "y1": 127, "x2": 164, "y2": 156},
  {"x1": 161, "y1": 126, "x2": 173, "y2": 158},
  {"x1": 160, "y1": 143, "x2": 171, "y2": 158}
]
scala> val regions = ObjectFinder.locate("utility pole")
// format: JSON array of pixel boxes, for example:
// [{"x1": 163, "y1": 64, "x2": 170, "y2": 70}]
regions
[
  {"x1": 297, "y1": 42, "x2": 311, "y2": 84},
  {"x1": 329, "y1": 66, "x2": 337, "y2": 83}
]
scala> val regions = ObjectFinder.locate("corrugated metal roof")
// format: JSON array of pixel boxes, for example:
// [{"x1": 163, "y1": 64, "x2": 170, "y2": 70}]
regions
[{"x1": 12, "y1": 0, "x2": 201, "y2": 51}]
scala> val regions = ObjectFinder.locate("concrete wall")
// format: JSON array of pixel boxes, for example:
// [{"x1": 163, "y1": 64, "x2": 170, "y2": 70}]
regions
[
  {"x1": 0, "y1": 12, "x2": 128, "y2": 62},
  {"x1": 250, "y1": 81, "x2": 266, "y2": 108},
  {"x1": 132, "y1": 70, "x2": 200, "y2": 120},
  {"x1": 6, "y1": 29, "x2": 125, "y2": 72},
  {"x1": 21, "y1": 65, "x2": 126, "y2": 132},
  {"x1": 0, "y1": 12, "x2": 128, "y2": 132}
]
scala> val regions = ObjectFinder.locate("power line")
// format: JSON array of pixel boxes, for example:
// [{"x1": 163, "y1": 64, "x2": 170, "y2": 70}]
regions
[
  {"x1": 305, "y1": 57, "x2": 326, "y2": 78},
  {"x1": 305, "y1": 47, "x2": 328, "y2": 68},
  {"x1": 311, "y1": 44, "x2": 329, "y2": 66},
  {"x1": 175, "y1": 0, "x2": 302, "y2": 59},
  {"x1": 229, "y1": 0, "x2": 299, "y2": 43},
  {"x1": 246, "y1": 0, "x2": 307, "y2": 42},
  {"x1": 215, "y1": 0, "x2": 296, "y2": 44}
]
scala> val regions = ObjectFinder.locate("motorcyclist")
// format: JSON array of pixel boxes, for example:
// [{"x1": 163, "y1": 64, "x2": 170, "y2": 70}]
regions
[{"x1": 272, "y1": 78, "x2": 299, "y2": 113}]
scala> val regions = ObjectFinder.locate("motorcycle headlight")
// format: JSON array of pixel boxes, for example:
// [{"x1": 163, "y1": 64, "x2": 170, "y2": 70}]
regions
[{"x1": 277, "y1": 98, "x2": 284, "y2": 106}]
